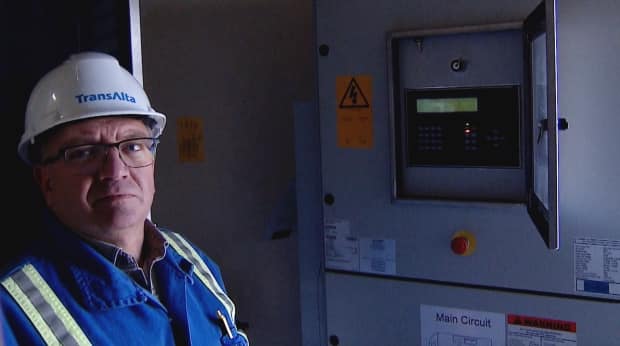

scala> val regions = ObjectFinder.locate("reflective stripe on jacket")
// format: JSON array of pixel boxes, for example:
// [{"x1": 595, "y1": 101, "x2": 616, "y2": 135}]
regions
[{"x1": 2, "y1": 264, "x2": 91, "y2": 346}]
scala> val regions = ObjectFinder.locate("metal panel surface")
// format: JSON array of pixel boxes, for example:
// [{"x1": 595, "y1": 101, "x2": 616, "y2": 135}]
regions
[
  {"x1": 325, "y1": 273, "x2": 619, "y2": 345},
  {"x1": 314, "y1": 0, "x2": 620, "y2": 344},
  {"x1": 317, "y1": 0, "x2": 571, "y2": 297}
]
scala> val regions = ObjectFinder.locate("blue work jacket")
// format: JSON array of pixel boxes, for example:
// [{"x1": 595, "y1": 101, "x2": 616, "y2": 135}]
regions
[{"x1": 0, "y1": 213, "x2": 249, "y2": 346}]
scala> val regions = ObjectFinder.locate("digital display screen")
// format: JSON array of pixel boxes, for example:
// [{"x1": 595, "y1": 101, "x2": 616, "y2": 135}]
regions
[{"x1": 416, "y1": 97, "x2": 478, "y2": 113}]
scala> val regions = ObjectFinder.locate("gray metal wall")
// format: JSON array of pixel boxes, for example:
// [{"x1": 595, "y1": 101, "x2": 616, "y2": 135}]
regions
[
  {"x1": 139, "y1": 1, "x2": 315, "y2": 345},
  {"x1": 313, "y1": 0, "x2": 620, "y2": 345}
]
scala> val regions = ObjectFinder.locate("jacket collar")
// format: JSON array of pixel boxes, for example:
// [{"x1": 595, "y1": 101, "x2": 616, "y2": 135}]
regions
[{"x1": 38, "y1": 209, "x2": 184, "y2": 311}]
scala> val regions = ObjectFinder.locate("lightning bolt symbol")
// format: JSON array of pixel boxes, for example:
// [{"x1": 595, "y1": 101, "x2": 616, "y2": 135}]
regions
[{"x1": 349, "y1": 85, "x2": 358, "y2": 105}]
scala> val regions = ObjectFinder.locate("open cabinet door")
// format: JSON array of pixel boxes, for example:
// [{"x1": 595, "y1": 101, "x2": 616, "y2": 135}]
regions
[{"x1": 524, "y1": 0, "x2": 561, "y2": 250}]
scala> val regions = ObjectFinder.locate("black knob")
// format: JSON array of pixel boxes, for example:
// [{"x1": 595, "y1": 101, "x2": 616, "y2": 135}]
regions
[
  {"x1": 329, "y1": 335, "x2": 340, "y2": 345},
  {"x1": 558, "y1": 118, "x2": 569, "y2": 130},
  {"x1": 324, "y1": 193, "x2": 335, "y2": 205}
]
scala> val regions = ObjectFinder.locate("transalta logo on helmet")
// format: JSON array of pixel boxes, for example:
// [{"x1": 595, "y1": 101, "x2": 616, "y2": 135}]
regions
[{"x1": 74, "y1": 92, "x2": 137, "y2": 104}]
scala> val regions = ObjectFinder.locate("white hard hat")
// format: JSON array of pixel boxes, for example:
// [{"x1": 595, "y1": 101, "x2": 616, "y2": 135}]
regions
[{"x1": 18, "y1": 51, "x2": 166, "y2": 164}]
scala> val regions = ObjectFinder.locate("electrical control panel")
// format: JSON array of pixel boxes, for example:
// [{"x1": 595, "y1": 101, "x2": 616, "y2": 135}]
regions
[{"x1": 406, "y1": 86, "x2": 520, "y2": 168}]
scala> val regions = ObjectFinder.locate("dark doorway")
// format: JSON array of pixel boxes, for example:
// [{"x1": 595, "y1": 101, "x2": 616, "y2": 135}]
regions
[{"x1": 1, "y1": 0, "x2": 134, "y2": 267}]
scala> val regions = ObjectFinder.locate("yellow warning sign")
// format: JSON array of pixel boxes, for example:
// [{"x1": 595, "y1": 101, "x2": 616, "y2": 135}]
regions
[
  {"x1": 177, "y1": 116, "x2": 206, "y2": 162},
  {"x1": 336, "y1": 75, "x2": 373, "y2": 148}
]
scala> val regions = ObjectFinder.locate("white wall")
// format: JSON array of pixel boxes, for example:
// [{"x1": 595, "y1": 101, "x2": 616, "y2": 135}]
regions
[{"x1": 139, "y1": 1, "x2": 316, "y2": 345}]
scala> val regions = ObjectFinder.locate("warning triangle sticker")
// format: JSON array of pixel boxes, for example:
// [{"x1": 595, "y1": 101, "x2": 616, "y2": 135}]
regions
[{"x1": 339, "y1": 77, "x2": 370, "y2": 108}]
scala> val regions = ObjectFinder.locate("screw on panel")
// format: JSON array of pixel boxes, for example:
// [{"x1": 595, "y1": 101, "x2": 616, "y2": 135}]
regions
[
  {"x1": 324, "y1": 193, "x2": 335, "y2": 205},
  {"x1": 450, "y1": 58, "x2": 466, "y2": 72},
  {"x1": 319, "y1": 44, "x2": 330, "y2": 56},
  {"x1": 414, "y1": 37, "x2": 423, "y2": 52}
]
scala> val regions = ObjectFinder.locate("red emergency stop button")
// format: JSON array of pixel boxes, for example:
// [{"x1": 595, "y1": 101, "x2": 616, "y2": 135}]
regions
[
  {"x1": 450, "y1": 230, "x2": 476, "y2": 256},
  {"x1": 451, "y1": 236, "x2": 469, "y2": 254}
]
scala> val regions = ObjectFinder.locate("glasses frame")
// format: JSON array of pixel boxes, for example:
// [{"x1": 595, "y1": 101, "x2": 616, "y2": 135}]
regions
[{"x1": 40, "y1": 137, "x2": 160, "y2": 169}]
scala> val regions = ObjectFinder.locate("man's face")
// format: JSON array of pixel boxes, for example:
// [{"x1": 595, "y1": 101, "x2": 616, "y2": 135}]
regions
[{"x1": 34, "y1": 116, "x2": 156, "y2": 242}]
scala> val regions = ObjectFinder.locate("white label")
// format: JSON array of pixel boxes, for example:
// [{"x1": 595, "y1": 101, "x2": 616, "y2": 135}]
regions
[
  {"x1": 359, "y1": 238, "x2": 396, "y2": 275},
  {"x1": 324, "y1": 219, "x2": 359, "y2": 271},
  {"x1": 574, "y1": 238, "x2": 620, "y2": 296},
  {"x1": 420, "y1": 305, "x2": 505, "y2": 346}
]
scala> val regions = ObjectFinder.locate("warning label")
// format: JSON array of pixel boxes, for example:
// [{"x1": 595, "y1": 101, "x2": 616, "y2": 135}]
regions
[
  {"x1": 335, "y1": 75, "x2": 373, "y2": 148},
  {"x1": 507, "y1": 314, "x2": 577, "y2": 345},
  {"x1": 339, "y1": 77, "x2": 370, "y2": 108}
]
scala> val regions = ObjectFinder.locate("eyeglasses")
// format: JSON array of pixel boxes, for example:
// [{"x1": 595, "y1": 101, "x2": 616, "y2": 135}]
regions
[{"x1": 41, "y1": 137, "x2": 160, "y2": 173}]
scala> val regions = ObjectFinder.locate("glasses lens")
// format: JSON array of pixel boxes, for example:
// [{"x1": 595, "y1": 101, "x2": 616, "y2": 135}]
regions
[
  {"x1": 64, "y1": 144, "x2": 103, "y2": 164},
  {"x1": 119, "y1": 138, "x2": 157, "y2": 168}
]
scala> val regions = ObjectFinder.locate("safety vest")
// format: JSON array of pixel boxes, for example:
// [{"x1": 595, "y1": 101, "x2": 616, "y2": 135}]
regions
[{"x1": 1, "y1": 230, "x2": 239, "y2": 345}]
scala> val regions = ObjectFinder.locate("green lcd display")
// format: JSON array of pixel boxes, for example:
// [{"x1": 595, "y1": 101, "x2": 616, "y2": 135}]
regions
[{"x1": 416, "y1": 97, "x2": 478, "y2": 113}]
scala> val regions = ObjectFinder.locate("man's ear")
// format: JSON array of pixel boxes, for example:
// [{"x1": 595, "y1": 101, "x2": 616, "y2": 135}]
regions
[{"x1": 33, "y1": 166, "x2": 52, "y2": 193}]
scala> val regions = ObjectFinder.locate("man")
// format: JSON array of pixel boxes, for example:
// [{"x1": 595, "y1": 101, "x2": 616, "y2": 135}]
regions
[{"x1": 1, "y1": 52, "x2": 249, "y2": 345}]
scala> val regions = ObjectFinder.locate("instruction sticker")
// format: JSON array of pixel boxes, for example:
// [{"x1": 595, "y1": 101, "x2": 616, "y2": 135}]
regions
[
  {"x1": 359, "y1": 238, "x2": 396, "y2": 275},
  {"x1": 177, "y1": 116, "x2": 206, "y2": 162},
  {"x1": 574, "y1": 238, "x2": 620, "y2": 296},
  {"x1": 324, "y1": 219, "x2": 359, "y2": 271},
  {"x1": 335, "y1": 75, "x2": 373, "y2": 148},
  {"x1": 420, "y1": 305, "x2": 504, "y2": 346}
]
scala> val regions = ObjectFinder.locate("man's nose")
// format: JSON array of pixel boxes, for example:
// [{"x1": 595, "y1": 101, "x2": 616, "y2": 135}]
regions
[{"x1": 98, "y1": 146, "x2": 129, "y2": 178}]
